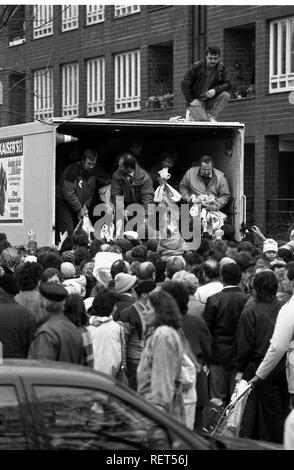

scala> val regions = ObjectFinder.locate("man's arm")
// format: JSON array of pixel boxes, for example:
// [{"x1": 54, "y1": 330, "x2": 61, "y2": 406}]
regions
[
  {"x1": 214, "y1": 173, "x2": 230, "y2": 210},
  {"x1": 255, "y1": 305, "x2": 294, "y2": 380},
  {"x1": 110, "y1": 175, "x2": 123, "y2": 206},
  {"x1": 140, "y1": 176, "x2": 154, "y2": 214},
  {"x1": 181, "y1": 64, "x2": 198, "y2": 106},
  {"x1": 63, "y1": 179, "x2": 82, "y2": 212},
  {"x1": 214, "y1": 65, "x2": 231, "y2": 96},
  {"x1": 178, "y1": 170, "x2": 192, "y2": 203}
]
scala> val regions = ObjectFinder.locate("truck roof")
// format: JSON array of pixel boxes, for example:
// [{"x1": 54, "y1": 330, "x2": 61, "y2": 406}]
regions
[{"x1": 52, "y1": 117, "x2": 244, "y2": 140}]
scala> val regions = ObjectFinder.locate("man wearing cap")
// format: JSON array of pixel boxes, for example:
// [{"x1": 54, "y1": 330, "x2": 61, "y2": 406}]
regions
[
  {"x1": 0, "y1": 273, "x2": 36, "y2": 358},
  {"x1": 28, "y1": 282, "x2": 84, "y2": 364},
  {"x1": 119, "y1": 279, "x2": 157, "y2": 390}
]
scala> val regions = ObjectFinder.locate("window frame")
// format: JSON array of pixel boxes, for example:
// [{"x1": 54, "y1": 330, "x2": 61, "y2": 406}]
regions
[
  {"x1": 86, "y1": 57, "x2": 105, "y2": 116},
  {"x1": 114, "y1": 49, "x2": 141, "y2": 113},
  {"x1": 270, "y1": 17, "x2": 294, "y2": 92},
  {"x1": 33, "y1": 5, "x2": 53, "y2": 39},
  {"x1": 33, "y1": 68, "x2": 54, "y2": 121},
  {"x1": 61, "y1": 5, "x2": 79, "y2": 32},
  {"x1": 61, "y1": 62, "x2": 79, "y2": 117},
  {"x1": 86, "y1": 5, "x2": 105, "y2": 25},
  {"x1": 114, "y1": 5, "x2": 141, "y2": 18}
]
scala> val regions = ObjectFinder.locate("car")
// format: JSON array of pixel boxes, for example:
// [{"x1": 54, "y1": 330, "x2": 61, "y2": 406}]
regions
[{"x1": 0, "y1": 360, "x2": 283, "y2": 450}]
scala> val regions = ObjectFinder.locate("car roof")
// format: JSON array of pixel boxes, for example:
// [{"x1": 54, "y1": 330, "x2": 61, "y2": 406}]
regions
[{"x1": 0, "y1": 359, "x2": 113, "y2": 386}]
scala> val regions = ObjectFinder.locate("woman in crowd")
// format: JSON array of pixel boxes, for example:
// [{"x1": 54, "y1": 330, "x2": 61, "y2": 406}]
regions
[
  {"x1": 87, "y1": 287, "x2": 123, "y2": 377},
  {"x1": 136, "y1": 290, "x2": 185, "y2": 424},
  {"x1": 236, "y1": 270, "x2": 289, "y2": 443}
]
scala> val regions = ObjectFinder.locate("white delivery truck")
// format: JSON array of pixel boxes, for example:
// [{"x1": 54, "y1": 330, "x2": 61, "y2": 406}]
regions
[{"x1": 0, "y1": 118, "x2": 245, "y2": 246}]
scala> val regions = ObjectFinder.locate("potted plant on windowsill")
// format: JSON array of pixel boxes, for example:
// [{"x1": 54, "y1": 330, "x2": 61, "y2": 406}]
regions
[{"x1": 146, "y1": 92, "x2": 173, "y2": 110}]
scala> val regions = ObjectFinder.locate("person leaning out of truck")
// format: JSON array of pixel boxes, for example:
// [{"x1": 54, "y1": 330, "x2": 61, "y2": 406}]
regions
[
  {"x1": 56, "y1": 149, "x2": 97, "y2": 236},
  {"x1": 110, "y1": 152, "x2": 154, "y2": 221},
  {"x1": 178, "y1": 155, "x2": 230, "y2": 212}
]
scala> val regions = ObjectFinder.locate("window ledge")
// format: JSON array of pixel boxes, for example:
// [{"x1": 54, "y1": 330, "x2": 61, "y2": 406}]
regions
[
  {"x1": 229, "y1": 96, "x2": 255, "y2": 102},
  {"x1": 9, "y1": 37, "x2": 25, "y2": 47}
]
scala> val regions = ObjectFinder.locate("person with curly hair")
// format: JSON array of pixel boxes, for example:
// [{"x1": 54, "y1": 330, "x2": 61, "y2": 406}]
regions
[
  {"x1": 136, "y1": 290, "x2": 185, "y2": 424},
  {"x1": 15, "y1": 261, "x2": 45, "y2": 326}
]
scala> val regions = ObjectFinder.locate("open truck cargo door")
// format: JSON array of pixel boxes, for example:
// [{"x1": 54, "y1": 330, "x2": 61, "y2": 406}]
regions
[
  {"x1": 54, "y1": 118, "x2": 245, "y2": 241},
  {"x1": 0, "y1": 121, "x2": 56, "y2": 246}
]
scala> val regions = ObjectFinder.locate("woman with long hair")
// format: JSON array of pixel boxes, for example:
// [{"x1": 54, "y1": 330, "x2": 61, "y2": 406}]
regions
[{"x1": 136, "y1": 290, "x2": 185, "y2": 424}]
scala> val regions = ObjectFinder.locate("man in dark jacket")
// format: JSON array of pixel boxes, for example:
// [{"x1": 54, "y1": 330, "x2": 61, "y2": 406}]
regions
[
  {"x1": 0, "y1": 274, "x2": 36, "y2": 358},
  {"x1": 203, "y1": 262, "x2": 247, "y2": 404},
  {"x1": 181, "y1": 46, "x2": 231, "y2": 122},
  {"x1": 28, "y1": 282, "x2": 84, "y2": 364},
  {"x1": 56, "y1": 149, "x2": 97, "y2": 236},
  {"x1": 111, "y1": 153, "x2": 154, "y2": 219}
]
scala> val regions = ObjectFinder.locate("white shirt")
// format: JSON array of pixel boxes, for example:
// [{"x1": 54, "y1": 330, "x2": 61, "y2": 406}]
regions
[
  {"x1": 194, "y1": 280, "x2": 223, "y2": 304},
  {"x1": 256, "y1": 294, "x2": 294, "y2": 380}
]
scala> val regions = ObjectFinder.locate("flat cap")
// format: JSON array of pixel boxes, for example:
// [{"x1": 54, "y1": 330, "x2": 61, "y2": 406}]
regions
[{"x1": 39, "y1": 282, "x2": 68, "y2": 301}]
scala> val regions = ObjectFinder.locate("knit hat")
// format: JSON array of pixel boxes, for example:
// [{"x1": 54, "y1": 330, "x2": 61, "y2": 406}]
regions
[
  {"x1": 39, "y1": 282, "x2": 68, "y2": 301},
  {"x1": 0, "y1": 274, "x2": 18, "y2": 296},
  {"x1": 114, "y1": 272, "x2": 137, "y2": 294},
  {"x1": 125, "y1": 245, "x2": 148, "y2": 263},
  {"x1": 134, "y1": 279, "x2": 156, "y2": 295},
  {"x1": 24, "y1": 255, "x2": 37, "y2": 263},
  {"x1": 61, "y1": 250, "x2": 75, "y2": 264},
  {"x1": 60, "y1": 262, "x2": 76, "y2": 279},
  {"x1": 263, "y1": 238, "x2": 278, "y2": 253}
]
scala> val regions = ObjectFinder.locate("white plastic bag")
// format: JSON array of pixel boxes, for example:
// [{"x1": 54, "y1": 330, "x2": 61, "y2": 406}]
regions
[
  {"x1": 154, "y1": 182, "x2": 181, "y2": 204},
  {"x1": 82, "y1": 215, "x2": 94, "y2": 242}
]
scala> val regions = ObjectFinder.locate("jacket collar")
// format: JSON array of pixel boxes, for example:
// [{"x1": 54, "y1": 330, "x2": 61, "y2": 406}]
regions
[{"x1": 115, "y1": 164, "x2": 145, "y2": 185}]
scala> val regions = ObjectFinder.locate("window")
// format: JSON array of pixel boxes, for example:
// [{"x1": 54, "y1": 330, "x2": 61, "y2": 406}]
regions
[
  {"x1": 114, "y1": 5, "x2": 140, "y2": 18},
  {"x1": 114, "y1": 50, "x2": 140, "y2": 112},
  {"x1": 270, "y1": 17, "x2": 294, "y2": 92},
  {"x1": 62, "y1": 63, "x2": 79, "y2": 117},
  {"x1": 86, "y1": 5, "x2": 105, "y2": 25},
  {"x1": 33, "y1": 5, "x2": 53, "y2": 39},
  {"x1": 62, "y1": 5, "x2": 78, "y2": 32},
  {"x1": 34, "y1": 386, "x2": 167, "y2": 450},
  {"x1": 87, "y1": 58, "x2": 105, "y2": 115},
  {"x1": 0, "y1": 386, "x2": 27, "y2": 450},
  {"x1": 33, "y1": 68, "x2": 54, "y2": 120}
]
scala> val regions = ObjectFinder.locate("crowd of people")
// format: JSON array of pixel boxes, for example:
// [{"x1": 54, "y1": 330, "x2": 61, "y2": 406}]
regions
[{"x1": 1, "y1": 217, "x2": 294, "y2": 445}]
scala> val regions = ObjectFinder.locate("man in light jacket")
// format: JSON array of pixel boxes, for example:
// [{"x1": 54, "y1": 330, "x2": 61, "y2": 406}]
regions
[{"x1": 179, "y1": 155, "x2": 230, "y2": 212}]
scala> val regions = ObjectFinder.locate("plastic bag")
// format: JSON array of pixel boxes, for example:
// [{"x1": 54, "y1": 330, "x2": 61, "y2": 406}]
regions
[
  {"x1": 154, "y1": 182, "x2": 181, "y2": 204},
  {"x1": 82, "y1": 215, "x2": 94, "y2": 242},
  {"x1": 220, "y1": 380, "x2": 252, "y2": 437},
  {"x1": 99, "y1": 184, "x2": 114, "y2": 216}
]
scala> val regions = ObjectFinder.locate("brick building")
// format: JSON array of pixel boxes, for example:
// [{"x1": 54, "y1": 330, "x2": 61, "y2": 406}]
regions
[
  {"x1": 1, "y1": 5, "x2": 294, "y2": 235},
  {"x1": 207, "y1": 5, "x2": 294, "y2": 236}
]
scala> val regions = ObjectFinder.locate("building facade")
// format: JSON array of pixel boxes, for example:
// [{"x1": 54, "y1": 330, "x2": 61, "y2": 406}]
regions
[{"x1": 1, "y1": 5, "x2": 294, "y2": 235}]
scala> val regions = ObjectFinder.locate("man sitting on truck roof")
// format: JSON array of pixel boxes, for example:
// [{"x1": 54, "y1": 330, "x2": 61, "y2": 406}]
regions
[
  {"x1": 181, "y1": 46, "x2": 231, "y2": 122},
  {"x1": 56, "y1": 149, "x2": 97, "y2": 237}
]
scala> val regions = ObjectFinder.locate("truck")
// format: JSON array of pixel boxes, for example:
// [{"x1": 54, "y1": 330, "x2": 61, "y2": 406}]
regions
[{"x1": 0, "y1": 118, "x2": 245, "y2": 247}]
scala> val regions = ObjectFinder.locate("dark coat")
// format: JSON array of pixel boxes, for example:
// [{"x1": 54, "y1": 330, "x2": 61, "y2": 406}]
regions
[
  {"x1": 0, "y1": 295, "x2": 36, "y2": 358},
  {"x1": 181, "y1": 58, "x2": 231, "y2": 106},
  {"x1": 203, "y1": 286, "x2": 248, "y2": 367},
  {"x1": 111, "y1": 164, "x2": 154, "y2": 214},
  {"x1": 236, "y1": 299, "x2": 282, "y2": 376},
  {"x1": 28, "y1": 314, "x2": 84, "y2": 364},
  {"x1": 56, "y1": 162, "x2": 96, "y2": 212}
]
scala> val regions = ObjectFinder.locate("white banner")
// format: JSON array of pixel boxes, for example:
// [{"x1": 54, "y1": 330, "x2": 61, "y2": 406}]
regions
[{"x1": 0, "y1": 137, "x2": 24, "y2": 224}]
